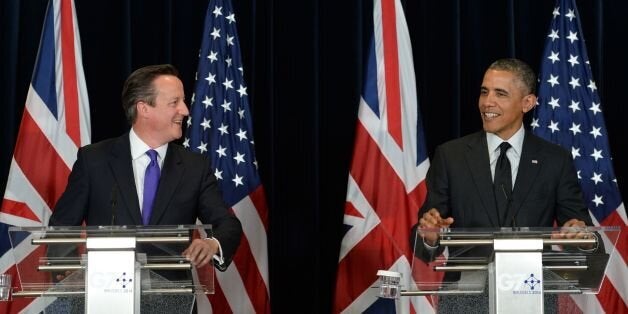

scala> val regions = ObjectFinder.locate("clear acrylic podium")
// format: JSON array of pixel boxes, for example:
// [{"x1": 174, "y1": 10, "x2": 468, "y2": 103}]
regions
[
  {"x1": 3, "y1": 225, "x2": 215, "y2": 314},
  {"x1": 377, "y1": 226, "x2": 620, "y2": 313}
]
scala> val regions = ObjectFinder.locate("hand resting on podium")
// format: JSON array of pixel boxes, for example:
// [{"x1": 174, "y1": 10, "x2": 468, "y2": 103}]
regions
[
  {"x1": 551, "y1": 218, "x2": 598, "y2": 251},
  {"x1": 418, "y1": 208, "x2": 454, "y2": 247},
  {"x1": 183, "y1": 238, "x2": 221, "y2": 267}
]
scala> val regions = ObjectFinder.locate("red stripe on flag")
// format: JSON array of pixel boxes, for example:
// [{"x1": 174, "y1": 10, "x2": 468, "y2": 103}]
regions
[
  {"x1": 0, "y1": 246, "x2": 50, "y2": 314},
  {"x1": 334, "y1": 224, "x2": 403, "y2": 312},
  {"x1": 232, "y1": 233, "x2": 270, "y2": 313},
  {"x1": 60, "y1": 0, "x2": 80, "y2": 147},
  {"x1": 208, "y1": 277, "x2": 233, "y2": 314},
  {"x1": 600, "y1": 210, "x2": 628, "y2": 263},
  {"x1": 350, "y1": 121, "x2": 423, "y2": 259},
  {"x1": 345, "y1": 202, "x2": 364, "y2": 219},
  {"x1": 596, "y1": 276, "x2": 628, "y2": 314},
  {"x1": 249, "y1": 185, "x2": 269, "y2": 230},
  {"x1": 0, "y1": 199, "x2": 41, "y2": 223},
  {"x1": 380, "y1": 0, "x2": 402, "y2": 148},
  {"x1": 0, "y1": 266, "x2": 33, "y2": 314},
  {"x1": 13, "y1": 110, "x2": 71, "y2": 210},
  {"x1": 557, "y1": 295, "x2": 582, "y2": 314}
]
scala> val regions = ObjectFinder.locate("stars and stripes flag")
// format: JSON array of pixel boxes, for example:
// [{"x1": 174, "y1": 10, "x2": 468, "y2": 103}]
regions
[
  {"x1": 184, "y1": 0, "x2": 270, "y2": 312},
  {"x1": 0, "y1": 0, "x2": 90, "y2": 312},
  {"x1": 334, "y1": 0, "x2": 432, "y2": 312},
  {"x1": 531, "y1": 0, "x2": 628, "y2": 312}
]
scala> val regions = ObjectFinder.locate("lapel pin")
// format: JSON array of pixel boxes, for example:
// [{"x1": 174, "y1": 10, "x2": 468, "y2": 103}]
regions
[{"x1": 532, "y1": 160, "x2": 538, "y2": 164}]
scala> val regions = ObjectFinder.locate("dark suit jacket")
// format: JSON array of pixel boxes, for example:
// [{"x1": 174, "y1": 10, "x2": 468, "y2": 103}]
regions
[
  {"x1": 413, "y1": 130, "x2": 592, "y2": 263},
  {"x1": 49, "y1": 133, "x2": 242, "y2": 270}
]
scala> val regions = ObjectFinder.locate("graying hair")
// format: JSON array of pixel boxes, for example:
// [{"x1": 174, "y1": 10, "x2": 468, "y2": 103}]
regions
[{"x1": 488, "y1": 58, "x2": 536, "y2": 95}]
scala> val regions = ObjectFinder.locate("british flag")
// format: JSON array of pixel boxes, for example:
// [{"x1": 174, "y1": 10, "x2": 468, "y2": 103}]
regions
[
  {"x1": 531, "y1": 0, "x2": 627, "y2": 312},
  {"x1": 183, "y1": 0, "x2": 270, "y2": 312},
  {"x1": 0, "y1": 0, "x2": 90, "y2": 312},
  {"x1": 333, "y1": 0, "x2": 432, "y2": 312}
]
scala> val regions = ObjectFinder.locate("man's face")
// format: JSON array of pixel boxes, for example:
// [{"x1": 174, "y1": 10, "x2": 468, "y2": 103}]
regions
[
  {"x1": 478, "y1": 69, "x2": 535, "y2": 140},
  {"x1": 143, "y1": 75, "x2": 189, "y2": 145}
]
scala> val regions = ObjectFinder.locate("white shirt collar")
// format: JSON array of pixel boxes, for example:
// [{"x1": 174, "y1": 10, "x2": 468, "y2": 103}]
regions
[
  {"x1": 486, "y1": 124, "x2": 525, "y2": 157},
  {"x1": 129, "y1": 128, "x2": 168, "y2": 162}
]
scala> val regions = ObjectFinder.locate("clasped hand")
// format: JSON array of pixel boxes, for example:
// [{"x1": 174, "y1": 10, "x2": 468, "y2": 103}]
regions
[{"x1": 552, "y1": 218, "x2": 595, "y2": 250}]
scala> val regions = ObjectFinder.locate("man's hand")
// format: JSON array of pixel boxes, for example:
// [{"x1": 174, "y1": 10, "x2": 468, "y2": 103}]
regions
[
  {"x1": 182, "y1": 238, "x2": 219, "y2": 267},
  {"x1": 54, "y1": 270, "x2": 73, "y2": 282},
  {"x1": 418, "y1": 208, "x2": 454, "y2": 246},
  {"x1": 552, "y1": 219, "x2": 595, "y2": 250}
]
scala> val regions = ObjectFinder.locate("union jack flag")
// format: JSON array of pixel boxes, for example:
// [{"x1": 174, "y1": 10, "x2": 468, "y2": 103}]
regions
[
  {"x1": 0, "y1": 0, "x2": 91, "y2": 312},
  {"x1": 532, "y1": 0, "x2": 628, "y2": 312},
  {"x1": 184, "y1": 0, "x2": 270, "y2": 312},
  {"x1": 334, "y1": 0, "x2": 432, "y2": 312}
]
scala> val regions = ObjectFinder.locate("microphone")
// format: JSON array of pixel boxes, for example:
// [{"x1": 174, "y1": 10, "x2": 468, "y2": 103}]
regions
[{"x1": 110, "y1": 183, "x2": 118, "y2": 226}]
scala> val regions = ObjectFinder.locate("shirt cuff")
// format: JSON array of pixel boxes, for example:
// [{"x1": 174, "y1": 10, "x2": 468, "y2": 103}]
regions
[
  {"x1": 206, "y1": 237, "x2": 225, "y2": 265},
  {"x1": 423, "y1": 239, "x2": 439, "y2": 251}
]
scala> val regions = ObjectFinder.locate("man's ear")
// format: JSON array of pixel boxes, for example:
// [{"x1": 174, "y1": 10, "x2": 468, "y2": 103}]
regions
[
  {"x1": 136, "y1": 101, "x2": 149, "y2": 117},
  {"x1": 522, "y1": 94, "x2": 536, "y2": 113}
]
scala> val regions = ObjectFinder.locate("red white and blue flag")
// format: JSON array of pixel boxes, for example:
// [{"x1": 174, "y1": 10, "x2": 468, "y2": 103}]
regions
[
  {"x1": 184, "y1": 0, "x2": 270, "y2": 312},
  {"x1": 0, "y1": 0, "x2": 90, "y2": 312},
  {"x1": 334, "y1": 0, "x2": 432, "y2": 312},
  {"x1": 532, "y1": 0, "x2": 627, "y2": 312}
]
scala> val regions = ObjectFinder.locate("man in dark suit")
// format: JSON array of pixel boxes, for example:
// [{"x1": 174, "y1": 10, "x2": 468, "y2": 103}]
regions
[
  {"x1": 49, "y1": 64, "x2": 242, "y2": 271},
  {"x1": 414, "y1": 59, "x2": 593, "y2": 312}
]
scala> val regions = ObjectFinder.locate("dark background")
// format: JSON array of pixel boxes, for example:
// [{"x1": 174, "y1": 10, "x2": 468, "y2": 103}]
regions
[{"x1": 2, "y1": 0, "x2": 626, "y2": 312}]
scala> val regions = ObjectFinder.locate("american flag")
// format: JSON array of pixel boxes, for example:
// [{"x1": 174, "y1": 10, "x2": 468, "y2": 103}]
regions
[
  {"x1": 0, "y1": 0, "x2": 91, "y2": 312},
  {"x1": 531, "y1": 0, "x2": 628, "y2": 312},
  {"x1": 184, "y1": 0, "x2": 270, "y2": 312},
  {"x1": 334, "y1": 0, "x2": 433, "y2": 312}
]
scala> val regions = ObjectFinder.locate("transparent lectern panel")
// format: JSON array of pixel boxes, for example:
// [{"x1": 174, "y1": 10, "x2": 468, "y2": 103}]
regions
[
  {"x1": 410, "y1": 226, "x2": 620, "y2": 295},
  {"x1": 7, "y1": 225, "x2": 215, "y2": 303}
]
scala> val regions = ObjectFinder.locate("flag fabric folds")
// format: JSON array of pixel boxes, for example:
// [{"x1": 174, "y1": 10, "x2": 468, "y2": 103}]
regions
[
  {"x1": 334, "y1": 0, "x2": 431, "y2": 312},
  {"x1": 184, "y1": 0, "x2": 270, "y2": 312},
  {"x1": 0, "y1": 0, "x2": 91, "y2": 312},
  {"x1": 532, "y1": 0, "x2": 628, "y2": 312}
]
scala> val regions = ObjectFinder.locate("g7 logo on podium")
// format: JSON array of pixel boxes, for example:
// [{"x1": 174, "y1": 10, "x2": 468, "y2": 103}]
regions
[
  {"x1": 497, "y1": 273, "x2": 542, "y2": 295},
  {"x1": 523, "y1": 274, "x2": 541, "y2": 290}
]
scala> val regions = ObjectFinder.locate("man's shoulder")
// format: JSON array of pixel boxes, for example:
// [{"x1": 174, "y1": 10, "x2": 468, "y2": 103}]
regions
[
  {"x1": 167, "y1": 143, "x2": 209, "y2": 163},
  {"x1": 524, "y1": 131, "x2": 571, "y2": 158},
  {"x1": 438, "y1": 131, "x2": 484, "y2": 150},
  {"x1": 79, "y1": 134, "x2": 127, "y2": 156}
]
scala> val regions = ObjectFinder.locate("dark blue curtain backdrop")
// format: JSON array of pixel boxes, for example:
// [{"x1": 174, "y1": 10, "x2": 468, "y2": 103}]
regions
[{"x1": 1, "y1": 0, "x2": 626, "y2": 312}]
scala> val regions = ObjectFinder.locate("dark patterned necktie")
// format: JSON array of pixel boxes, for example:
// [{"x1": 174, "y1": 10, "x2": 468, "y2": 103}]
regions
[
  {"x1": 494, "y1": 142, "x2": 512, "y2": 225},
  {"x1": 142, "y1": 150, "x2": 160, "y2": 225}
]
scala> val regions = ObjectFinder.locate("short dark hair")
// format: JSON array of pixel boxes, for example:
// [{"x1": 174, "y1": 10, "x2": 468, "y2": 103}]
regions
[
  {"x1": 121, "y1": 64, "x2": 180, "y2": 124},
  {"x1": 488, "y1": 58, "x2": 537, "y2": 95}
]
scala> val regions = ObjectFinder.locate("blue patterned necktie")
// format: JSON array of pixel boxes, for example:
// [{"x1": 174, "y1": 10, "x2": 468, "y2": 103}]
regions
[{"x1": 142, "y1": 149, "x2": 160, "y2": 225}]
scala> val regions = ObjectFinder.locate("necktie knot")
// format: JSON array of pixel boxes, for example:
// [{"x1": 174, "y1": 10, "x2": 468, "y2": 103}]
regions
[
  {"x1": 146, "y1": 149, "x2": 159, "y2": 163},
  {"x1": 498, "y1": 142, "x2": 511, "y2": 156}
]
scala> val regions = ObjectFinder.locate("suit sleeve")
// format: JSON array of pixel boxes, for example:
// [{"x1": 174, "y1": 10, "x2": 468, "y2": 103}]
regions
[
  {"x1": 196, "y1": 155, "x2": 242, "y2": 271},
  {"x1": 413, "y1": 145, "x2": 450, "y2": 262},
  {"x1": 554, "y1": 148, "x2": 593, "y2": 226},
  {"x1": 49, "y1": 148, "x2": 89, "y2": 226}
]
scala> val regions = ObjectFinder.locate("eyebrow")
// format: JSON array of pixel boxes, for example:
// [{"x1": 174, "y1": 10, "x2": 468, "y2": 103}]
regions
[{"x1": 480, "y1": 86, "x2": 510, "y2": 95}]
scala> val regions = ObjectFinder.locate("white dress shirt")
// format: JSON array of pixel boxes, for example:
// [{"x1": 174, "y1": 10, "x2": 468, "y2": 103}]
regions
[{"x1": 486, "y1": 124, "x2": 525, "y2": 189}]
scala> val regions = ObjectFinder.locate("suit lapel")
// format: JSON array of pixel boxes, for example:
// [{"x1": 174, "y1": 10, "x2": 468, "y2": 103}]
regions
[
  {"x1": 504, "y1": 131, "x2": 542, "y2": 225},
  {"x1": 108, "y1": 134, "x2": 143, "y2": 225},
  {"x1": 149, "y1": 145, "x2": 184, "y2": 224},
  {"x1": 464, "y1": 132, "x2": 500, "y2": 227}
]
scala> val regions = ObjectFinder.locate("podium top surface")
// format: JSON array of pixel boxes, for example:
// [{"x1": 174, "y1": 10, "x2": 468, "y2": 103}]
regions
[{"x1": 8, "y1": 224, "x2": 213, "y2": 235}]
